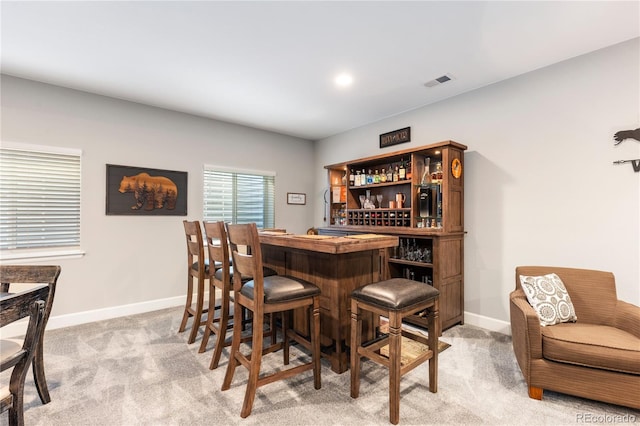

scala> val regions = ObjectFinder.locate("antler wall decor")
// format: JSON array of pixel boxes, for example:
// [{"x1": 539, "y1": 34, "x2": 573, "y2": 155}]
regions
[
  {"x1": 612, "y1": 126, "x2": 639, "y2": 172},
  {"x1": 612, "y1": 159, "x2": 640, "y2": 172},
  {"x1": 613, "y1": 128, "x2": 640, "y2": 145}
]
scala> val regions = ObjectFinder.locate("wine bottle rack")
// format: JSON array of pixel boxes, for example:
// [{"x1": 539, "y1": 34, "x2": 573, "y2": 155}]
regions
[{"x1": 347, "y1": 209, "x2": 411, "y2": 227}]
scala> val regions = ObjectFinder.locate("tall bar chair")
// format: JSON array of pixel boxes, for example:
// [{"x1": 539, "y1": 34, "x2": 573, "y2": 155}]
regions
[
  {"x1": 350, "y1": 278, "x2": 440, "y2": 424},
  {"x1": 198, "y1": 221, "x2": 232, "y2": 367},
  {"x1": 221, "y1": 222, "x2": 322, "y2": 418},
  {"x1": 0, "y1": 265, "x2": 61, "y2": 405},
  {"x1": 178, "y1": 220, "x2": 209, "y2": 344},
  {"x1": 198, "y1": 221, "x2": 278, "y2": 369}
]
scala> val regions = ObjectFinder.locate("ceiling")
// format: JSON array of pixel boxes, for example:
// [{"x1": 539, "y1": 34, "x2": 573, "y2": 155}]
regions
[{"x1": 1, "y1": 1, "x2": 638, "y2": 141}]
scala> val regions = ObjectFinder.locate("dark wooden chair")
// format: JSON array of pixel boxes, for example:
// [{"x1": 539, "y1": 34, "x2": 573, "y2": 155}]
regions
[
  {"x1": 198, "y1": 221, "x2": 232, "y2": 366},
  {"x1": 0, "y1": 265, "x2": 61, "y2": 405},
  {"x1": 178, "y1": 220, "x2": 209, "y2": 344},
  {"x1": 198, "y1": 221, "x2": 279, "y2": 368},
  {"x1": 350, "y1": 278, "x2": 440, "y2": 425},
  {"x1": 1, "y1": 284, "x2": 49, "y2": 426},
  {"x1": 221, "y1": 222, "x2": 322, "y2": 418}
]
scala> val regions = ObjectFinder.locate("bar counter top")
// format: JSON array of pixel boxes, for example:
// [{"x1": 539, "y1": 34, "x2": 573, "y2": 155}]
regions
[
  {"x1": 258, "y1": 231, "x2": 398, "y2": 254},
  {"x1": 258, "y1": 231, "x2": 397, "y2": 373}
]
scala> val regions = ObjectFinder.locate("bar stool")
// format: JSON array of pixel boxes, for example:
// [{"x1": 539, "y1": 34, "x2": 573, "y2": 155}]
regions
[
  {"x1": 222, "y1": 222, "x2": 322, "y2": 418},
  {"x1": 350, "y1": 278, "x2": 440, "y2": 425},
  {"x1": 198, "y1": 221, "x2": 277, "y2": 369},
  {"x1": 178, "y1": 220, "x2": 209, "y2": 344}
]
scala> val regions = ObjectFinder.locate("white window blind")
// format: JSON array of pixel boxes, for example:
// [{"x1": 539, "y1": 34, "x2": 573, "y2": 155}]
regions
[
  {"x1": 203, "y1": 167, "x2": 275, "y2": 228},
  {"x1": 0, "y1": 145, "x2": 81, "y2": 250}
]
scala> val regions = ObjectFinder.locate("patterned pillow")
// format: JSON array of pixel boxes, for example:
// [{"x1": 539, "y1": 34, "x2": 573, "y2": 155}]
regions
[{"x1": 519, "y1": 273, "x2": 577, "y2": 326}]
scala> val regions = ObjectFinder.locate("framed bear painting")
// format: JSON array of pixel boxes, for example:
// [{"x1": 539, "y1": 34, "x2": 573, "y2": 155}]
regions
[{"x1": 106, "y1": 164, "x2": 188, "y2": 215}]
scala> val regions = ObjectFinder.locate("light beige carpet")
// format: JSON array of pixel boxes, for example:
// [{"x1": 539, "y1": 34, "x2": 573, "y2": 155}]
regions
[{"x1": 3, "y1": 306, "x2": 636, "y2": 426}]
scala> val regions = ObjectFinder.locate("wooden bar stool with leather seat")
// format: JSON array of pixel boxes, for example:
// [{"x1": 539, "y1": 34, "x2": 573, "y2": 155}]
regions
[
  {"x1": 198, "y1": 221, "x2": 233, "y2": 366},
  {"x1": 0, "y1": 265, "x2": 61, "y2": 405},
  {"x1": 221, "y1": 222, "x2": 322, "y2": 418},
  {"x1": 178, "y1": 220, "x2": 210, "y2": 344},
  {"x1": 198, "y1": 221, "x2": 278, "y2": 369},
  {"x1": 350, "y1": 278, "x2": 440, "y2": 425}
]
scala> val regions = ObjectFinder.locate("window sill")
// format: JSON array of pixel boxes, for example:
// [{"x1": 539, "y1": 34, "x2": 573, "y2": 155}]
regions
[{"x1": 0, "y1": 248, "x2": 86, "y2": 263}]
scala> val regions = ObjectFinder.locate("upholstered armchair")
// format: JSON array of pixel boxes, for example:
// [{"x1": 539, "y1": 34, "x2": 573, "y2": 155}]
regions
[{"x1": 510, "y1": 266, "x2": 640, "y2": 409}]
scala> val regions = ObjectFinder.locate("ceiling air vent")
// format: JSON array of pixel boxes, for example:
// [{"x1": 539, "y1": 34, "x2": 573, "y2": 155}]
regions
[{"x1": 424, "y1": 73, "x2": 454, "y2": 88}]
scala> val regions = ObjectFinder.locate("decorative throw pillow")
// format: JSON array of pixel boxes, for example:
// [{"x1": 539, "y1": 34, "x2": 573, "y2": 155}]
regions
[{"x1": 519, "y1": 273, "x2": 577, "y2": 326}]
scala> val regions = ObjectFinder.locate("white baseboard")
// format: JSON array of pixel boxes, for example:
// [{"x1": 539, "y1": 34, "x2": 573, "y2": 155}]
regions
[
  {"x1": 49, "y1": 295, "x2": 186, "y2": 330},
  {"x1": 463, "y1": 311, "x2": 512, "y2": 336},
  {"x1": 1, "y1": 297, "x2": 512, "y2": 339},
  {"x1": 1, "y1": 295, "x2": 185, "y2": 339}
]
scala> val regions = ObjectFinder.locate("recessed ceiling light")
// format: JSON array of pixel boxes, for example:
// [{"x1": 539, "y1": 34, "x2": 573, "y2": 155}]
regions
[{"x1": 335, "y1": 73, "x2": 353, "y2": 87}]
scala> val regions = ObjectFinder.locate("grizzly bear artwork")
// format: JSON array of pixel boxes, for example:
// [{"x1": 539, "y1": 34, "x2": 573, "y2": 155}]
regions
[
  {"x1": 118, "y1": 172, "x2": 178, "y2": 211},
  {"x1": 106, "y1": 164, "x2": 187, "y2": 215}
]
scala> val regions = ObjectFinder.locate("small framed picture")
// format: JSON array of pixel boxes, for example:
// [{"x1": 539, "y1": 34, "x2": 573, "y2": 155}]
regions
[{"x1": 287, "y1": 192, "x2": 306, "y2": 205}]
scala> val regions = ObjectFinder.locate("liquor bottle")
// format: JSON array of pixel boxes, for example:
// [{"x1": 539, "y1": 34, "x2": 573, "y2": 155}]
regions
[
  {"x1": 431, "y1": 162, "x2": 443, "y2": 182},
  {"x1": 406, "y1": 160, "x2": 412, "y2": 180},
  {"x1": 349, "y1": 169, "x2": 355, "y2": 186},
  {"x1": 361, "y1": 169, "x2": 366, "y2": 186},
  {"x1": 367, "y1": 169, "x2": 373, "y2": 185},
  {"x1": 419, "y1": 186, "x2": 432, "y2": 218},
  {"x1": 421, "y1": 157, "x2": 431, "y2": 185},
  {"x1": 386, "y1": 167, "x2": 393, "y2": 182},
  {"x1": 393, "y1": 165, "x2": 399, "y2": 182},
  {"x1": 380, "y1": 168, "x2": 387, "y2": 183},
  {"x1": 399, "y1": 159, "x2": 406, "y2": 180},
  {"x1": 374, "y1": 170, "x2": 380, "y2": 184},
  {"x1": 355, "y1": 170, "x2": 361, "y2": 187}
]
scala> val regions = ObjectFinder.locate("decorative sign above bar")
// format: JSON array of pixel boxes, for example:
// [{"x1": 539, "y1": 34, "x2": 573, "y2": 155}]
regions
[{"x1": 379, "y1": 127, "x2": 411, "y2": 149}]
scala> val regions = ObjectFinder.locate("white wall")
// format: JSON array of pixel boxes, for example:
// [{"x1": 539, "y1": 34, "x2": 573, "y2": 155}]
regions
[
  {"x1": 1, "y1": 75, "x2": 315, "y2": 324},
  {"x1": 2, "y1": 39, "x2": 638, "y2": 334},
  {"x1": 314, "y1": 39, "x2": 640, "y2": 332}
]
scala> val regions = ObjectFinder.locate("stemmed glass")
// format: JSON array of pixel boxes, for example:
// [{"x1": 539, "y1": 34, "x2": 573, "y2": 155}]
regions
[
  {"x1": 359, "y1": 195, "x2": 366, "y2": 208},
  {"x1": 376, "y1": 195, "x2": 383, "y2": 208}
]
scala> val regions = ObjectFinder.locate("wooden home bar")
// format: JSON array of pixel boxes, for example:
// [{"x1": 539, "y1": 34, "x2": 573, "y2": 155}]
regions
[
  {"x1": 258, "y1": 232, "x2": 398, "y2": 373},
  {"x1": 258, "y1": 140, "x2": 466, "y2": 374},
  {"x1": 320, "y1": 140, "x2": 467, "y2": 332}
]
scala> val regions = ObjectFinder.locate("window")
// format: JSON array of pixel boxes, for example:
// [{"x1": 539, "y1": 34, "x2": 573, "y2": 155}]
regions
[
  {"x1": 203, "y1": 166, "x2": 275, "y2": 228},
  {"x1": 0, "y1": 143, "x2": 81, "y2": 252}
]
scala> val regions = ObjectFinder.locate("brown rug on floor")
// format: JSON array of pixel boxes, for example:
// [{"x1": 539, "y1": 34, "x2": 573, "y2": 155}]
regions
[{"x1": 378, "y1": 322, "x2": 451, "y2": 366}]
